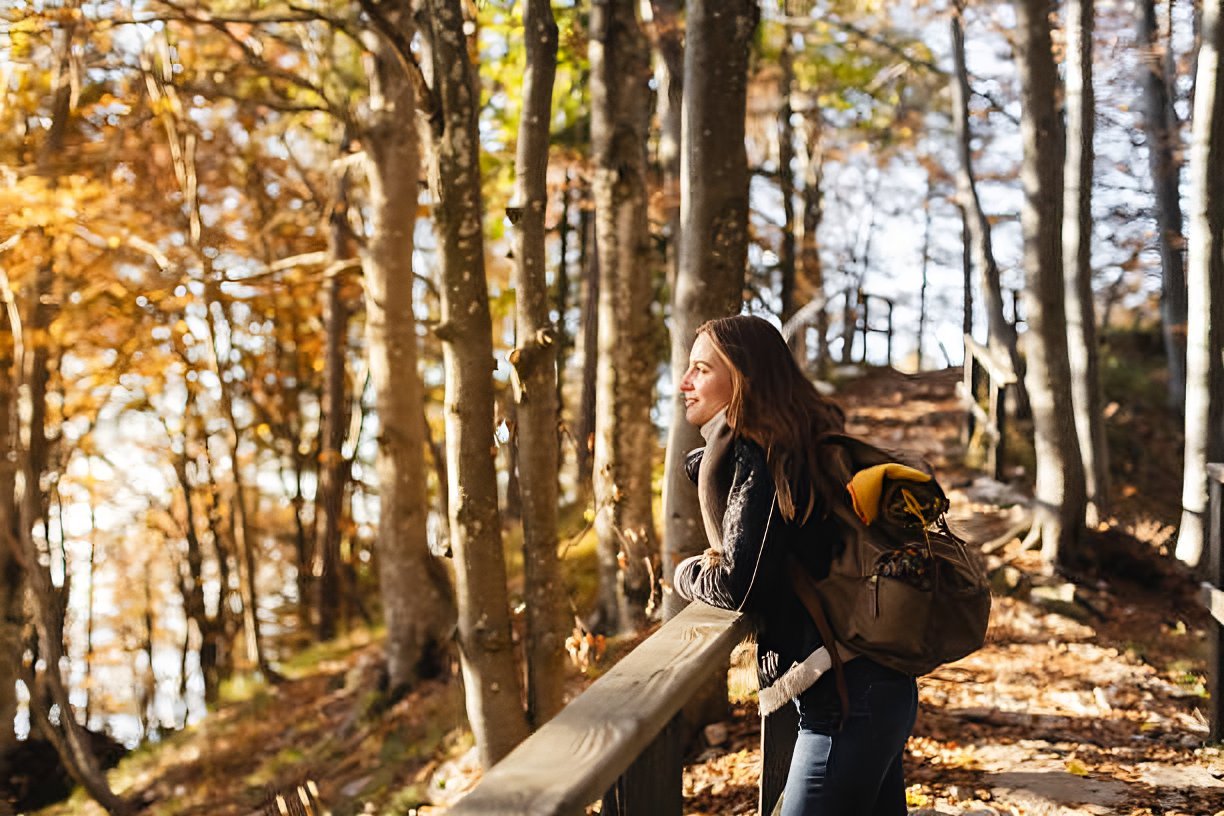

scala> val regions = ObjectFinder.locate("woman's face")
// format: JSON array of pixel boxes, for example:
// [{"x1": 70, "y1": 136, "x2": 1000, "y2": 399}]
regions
[{"x1": 680, "y1": 332, "x2": 735, "y2": 427}]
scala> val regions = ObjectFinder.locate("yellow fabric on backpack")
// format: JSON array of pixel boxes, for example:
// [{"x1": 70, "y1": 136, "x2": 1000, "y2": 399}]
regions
[{"x1": 846, "y1": 463, "x2": 932, "y2": 525}]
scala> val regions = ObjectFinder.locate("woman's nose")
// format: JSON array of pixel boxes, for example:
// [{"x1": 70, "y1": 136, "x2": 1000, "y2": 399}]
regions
[{"x1": 679, "y1": 373, "x2": 693, "y2": 391}]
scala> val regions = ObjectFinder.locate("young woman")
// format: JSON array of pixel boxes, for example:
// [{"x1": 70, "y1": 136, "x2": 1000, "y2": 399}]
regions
[{"x1": 673, "y1": 314, "x2": 917, "y2": 816}]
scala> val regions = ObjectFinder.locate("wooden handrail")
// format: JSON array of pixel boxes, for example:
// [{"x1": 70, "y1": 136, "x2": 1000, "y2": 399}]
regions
[
  {"x1": 962, "y1": 335, "x2": 1016, "y2": 385},
  {"x1": 448, "y1": 602, "x2": 752, "y2": 815}
]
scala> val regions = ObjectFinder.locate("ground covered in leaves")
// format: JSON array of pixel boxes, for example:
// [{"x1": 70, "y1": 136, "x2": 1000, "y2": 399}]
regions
[{"x1": 31, "y1": 361, "x2": 1224, "y2": 816}]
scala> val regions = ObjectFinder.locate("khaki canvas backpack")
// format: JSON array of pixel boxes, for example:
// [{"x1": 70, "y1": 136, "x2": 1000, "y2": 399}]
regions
[{"x1": 790, "y1": 434, "x2": 992, "y2": 692}]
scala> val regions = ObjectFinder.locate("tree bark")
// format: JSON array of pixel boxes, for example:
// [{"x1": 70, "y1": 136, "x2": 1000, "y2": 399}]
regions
[
  {"x1": 1177, "y1": 0, "x2": 1224, "y2": 566},
  {"x1": 0, "y1": 301, "x2": 20, "y2": 763},
  {"x1": 315, "y1": 176, "x2": 353, "y2": 642},
  {"x1": 508, "y1": 0, "x2": 566, "y2": 728},
  {"x1": 1138, "y1": 0, "x2": 1189, "y2": 410},
  {"x1": 202, "y1": 284, "x2": 275, "y2": 679},
  {"x1": 799, "y1": 110, "x2": 828, "y2": 374},
  {"x1": 661, "y1": 0, "x2": 757, "y2": 621},
  {"x1": 359, "y1": 22, "x2": 457, "y2": 693},
  {"x1": 576, "y1": 210, "x2": 599, "y2": 494},
  {"x1": 778, "y1": 36, "x2": 798, "y2": 323},
  {"x1": 951, "y1": 1, "x2": 1027, "y2": 405},
  {"x1": 649, "y1": 0, "x2": 684, "y2": 293},
  {"x1": 421, "y1": 0, "x2": 530, "y2": 765},
  {"x1": 590, "y1": 0, "x2": 659, "y2": 634},
  {"x1": 1015, "y1": 0, "x2": 1088, "y2": 566},
  {"x1": 1064, "y1": 0, "x2": 1111, "y2": 527}
]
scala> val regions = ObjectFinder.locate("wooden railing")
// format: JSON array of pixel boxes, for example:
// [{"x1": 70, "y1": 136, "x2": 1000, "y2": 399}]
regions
[
  {"x1": 1201, "y1": 463, "x2": 1224, "y2": 742},
  {"x1": 958, "y1": 335, "x2": 1016, "y2": 480},
  {"x1": 447, "y1": 602, "x2": 798, "y2": 815}
]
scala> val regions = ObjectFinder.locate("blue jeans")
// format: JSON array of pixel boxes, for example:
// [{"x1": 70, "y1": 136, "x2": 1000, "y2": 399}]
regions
[{"x1": 778, "y1": 658, "x2": 918, "y2": 816}]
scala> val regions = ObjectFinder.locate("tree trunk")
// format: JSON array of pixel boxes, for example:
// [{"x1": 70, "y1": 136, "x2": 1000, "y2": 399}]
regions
[
  {"x1": 590, "y1": 0, "x2": 659, "y2": 634},
  {"x1": 421, "y1": 0, "x2": 530, "y2": 765},
  {"x1": 1015, "y1": 0, "x2": 1088, "y2": 566},
  {"x1": 1064, "y1": 0, "x2": 1111, "y2": 527},
  {"x1": 360, "y1": 25, "x2": 457, "y2": 693},
  {"x1": 576, "y1": 211, "x2": 599, "y2": 494},
  {"x1": 202, "y1": 286, "x2": 274, "y2": 678},
  {"x1": 661, "y1": 0, "x2": 757, "y2": 621},
  {"x1": 649, "y1": 0, "x2": 684, "y2": 293},
  {"x1": 0, "y1": 305, "x2": 20, "y2": 764},
  {"x1": 951, "y1": 1, "x2": 1027, "y2": 405},
  {"x1": 1177, "y1": 0, "x2": 1224, "y2": 566},
  {"x1": 1138, "y1": 0, "x2": 1189, "y2": 410},
  {"x1": 799, "y1": 110, "x2": 828, "y2": 374},
  {"x1": 315, "y1": 181, "x2": 353, "y2": 642},
  {"x1": 778, "y1": 35, "x2": 798, "y2": 323},
  {"x1": 919, "y1": 176, "x2": 933, "y2": 371},
  {"x1": 508, "y1": 0, "x2": 565, "y2": 728}
]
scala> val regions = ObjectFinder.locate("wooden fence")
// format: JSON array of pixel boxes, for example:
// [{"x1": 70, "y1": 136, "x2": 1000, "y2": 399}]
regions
[
  {"x1": 447, "y1": 601, "x2": 799, "y2": 815},
  {"x1": 1201, "y1": 463, "x2": 1224, "y2": 742},
  {"x1": 958, "y1": 335, "x2": 1016, "y2": 481}
]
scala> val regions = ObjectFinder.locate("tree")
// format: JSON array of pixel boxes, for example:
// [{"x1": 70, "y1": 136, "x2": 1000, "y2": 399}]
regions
[
  {"x1": 1014, "y1": 0, "x2": 1088, "y2": 566},
  {"x1": 0, "y1": 290, "x2": 20, "y2": 769},
  {"x1": 420, "y1": 0, "x2": 530, "y2": 765},
  {"x1": 1063, "y1": 0, "x2": 1111, "y2": 526},
  {"x1": 1138, "y1": 0, "x2": 1189, "y2": 410},
  {"x1": 358, "y1": 13, "x2": 457, "y2": 692},
  {"x1": 589, "y1": 0, "x2": 658, "y2": 634},
  {"x1": 1177, "y1": 0, "x2": 1224, "y2": 567},
  {"x1": 508, "y1": 0, "x2": 566, "y2": 727},
  {"x1": 661, "y1": 0, "x2": 757, "y2": 620},
  {"x1": 951, "y1": 0, "x2": 1025, "y2": 402},
  {"x1": 315, "y1": 167, "x2": 355, "y2": 641},
  {"x1": 648, "y1": 0, "x2": 684, "y2": 292}
]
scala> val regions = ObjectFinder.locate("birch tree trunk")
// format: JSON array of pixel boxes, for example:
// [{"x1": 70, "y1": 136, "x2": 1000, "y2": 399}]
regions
[
  {"x1": 661, "y1": 0, "x2": 757, "y2": 620},
  {"x1": 1064, "y1": 0, "x2": 1111, "y2": 527},
  {"x1": 1177, "y1": 0, "x2": 1224, "y2": 566},
  {"x1": 590, "y1": 0, "x2": 658, "y2": 633},
  {"x1": 360, "y1": 27, "x2": 456, "y2": 692},
  {"x1": 951, "y1": 0, "x2": 1027, "y2": 407},
  {"x1": 509, "y1": 0, "x2": 565, "y2": 728},
  {"x1": 1015, "y1": 0, "x2": 1088, "y2": 566},
  {"x1": 421, "y1": 0, "x2": 530, "y2": 765},
  {"x1": 1138, "y1": 0, "x2": 1189, "y2": 409}
]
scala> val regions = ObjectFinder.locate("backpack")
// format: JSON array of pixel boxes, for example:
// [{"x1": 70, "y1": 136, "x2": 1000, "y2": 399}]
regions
[{"x1": 790, "y1": 434, "x2": 992, "y2": 684}]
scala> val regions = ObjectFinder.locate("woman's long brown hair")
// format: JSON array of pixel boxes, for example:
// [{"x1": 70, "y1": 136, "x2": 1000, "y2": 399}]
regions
[{"x1": 697, "y1": 314, "x2": 845, "y2": 523}]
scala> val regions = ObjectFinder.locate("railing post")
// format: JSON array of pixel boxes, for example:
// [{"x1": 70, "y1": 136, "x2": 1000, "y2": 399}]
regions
[
  {"x1": 987, "y1": 379, "x2": 1004, "y2": 481},
  {"x1": 601, "y1": 714, "x2": 683, "y2": 815},
  {"x1": 1206, "y1": 464, "x2": 1224, "y2": 742},
  {"x1": 759, "y1": 704, "x2": 799, "y2": 816}
]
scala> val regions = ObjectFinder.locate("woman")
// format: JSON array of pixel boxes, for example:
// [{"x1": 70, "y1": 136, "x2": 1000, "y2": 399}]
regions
[{"x1": 672, "y1": 314, "x2": 917, "y2": 816}]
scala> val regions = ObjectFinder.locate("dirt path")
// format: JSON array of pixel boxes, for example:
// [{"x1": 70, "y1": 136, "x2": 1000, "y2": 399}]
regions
[{"x1": 683, "y1": 366, "x2": 1223, "y2": 816}]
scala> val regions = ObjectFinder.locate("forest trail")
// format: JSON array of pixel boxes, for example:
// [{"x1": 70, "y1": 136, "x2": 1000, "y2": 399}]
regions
[{"x1": 682, "y1": 365, "x2": 1224, "y2": 816}]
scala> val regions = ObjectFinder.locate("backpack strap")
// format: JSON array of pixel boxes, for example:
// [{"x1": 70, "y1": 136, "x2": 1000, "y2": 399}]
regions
[{"x1": 786, "y1": 554, "x2": 850, "y2": 725}]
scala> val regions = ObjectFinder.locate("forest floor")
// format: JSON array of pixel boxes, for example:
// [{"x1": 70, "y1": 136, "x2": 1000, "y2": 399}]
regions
[{"x1": 28, "y1": 363, "x2": 1224, "y2": 816}]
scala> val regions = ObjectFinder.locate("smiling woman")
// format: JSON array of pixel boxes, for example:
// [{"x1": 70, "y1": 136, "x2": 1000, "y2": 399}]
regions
[{"x1": 672, "y1": 315, "x2": 918, "y2": 816}]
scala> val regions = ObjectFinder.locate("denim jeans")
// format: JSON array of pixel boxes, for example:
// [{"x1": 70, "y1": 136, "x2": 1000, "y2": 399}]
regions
[{"x1": 777, "y1": 657, "x2": 918, "y2": 816}]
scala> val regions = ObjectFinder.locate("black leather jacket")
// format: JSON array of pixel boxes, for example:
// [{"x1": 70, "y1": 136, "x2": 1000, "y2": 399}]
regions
[{"x1": 673, "y1": 436, "x2": 839, "y2": 691}]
